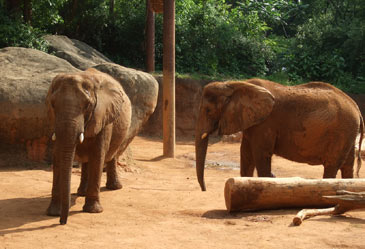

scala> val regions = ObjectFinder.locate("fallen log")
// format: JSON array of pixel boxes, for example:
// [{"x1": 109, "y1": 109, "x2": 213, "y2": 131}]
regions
[
  {"x1": 293, "y1": 190, "x2": 365, "y2": 226},
  {"x1": 224, "y1": 177, "x2": 365, "y2": 212}
]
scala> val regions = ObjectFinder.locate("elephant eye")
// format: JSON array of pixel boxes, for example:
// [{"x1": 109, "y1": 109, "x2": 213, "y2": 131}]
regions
[
  {"x1": 82, "y1": 82, "x2": 92, "y2": 97},
  {"x1": 84, "y1": 89, "x2": 90, "y2": 97}
]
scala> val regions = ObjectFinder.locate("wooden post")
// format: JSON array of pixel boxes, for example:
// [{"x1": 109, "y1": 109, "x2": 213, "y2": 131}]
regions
[
  {"x1": 146, "y1": 0, "x2": 155, "y2": 72},
  {"x1": 162, "y1": 0, "x2": 175, "y2": 157},
  {"x1": 224, "y1": 177, "x2": 365, "y2": 212}
]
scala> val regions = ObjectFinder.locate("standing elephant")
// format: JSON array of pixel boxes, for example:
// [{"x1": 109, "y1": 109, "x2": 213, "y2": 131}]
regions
[
  {"x1": 46, "y1": 68, "x2": 131, "y2": 224},
  {"x1": 195, "y1": 79, "x2": 364, "y2": 191}
]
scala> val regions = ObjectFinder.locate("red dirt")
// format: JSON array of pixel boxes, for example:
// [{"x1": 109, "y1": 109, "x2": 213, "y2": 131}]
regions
[{"x1": 1, "y1": 136, "x2": 365, "y2": 249}]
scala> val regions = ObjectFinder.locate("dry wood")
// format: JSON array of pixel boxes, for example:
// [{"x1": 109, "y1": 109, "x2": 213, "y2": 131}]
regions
[
  {"x1": 293, "y1": 190, "x2": 365, "y2": 226},
  {"x1": 293, "y1": 207, "x2": 337, "y2": 226},
  {"x1": 224, "y1": 177, "x2": 365, "y2": 212}
]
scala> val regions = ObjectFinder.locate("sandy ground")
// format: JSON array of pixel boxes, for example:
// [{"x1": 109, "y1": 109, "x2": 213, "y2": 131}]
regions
[{"x1": 1, "y1": 136, "x2": 365, "y2": 249}]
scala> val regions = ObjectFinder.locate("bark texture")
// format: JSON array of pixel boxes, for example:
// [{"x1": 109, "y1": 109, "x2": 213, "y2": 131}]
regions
[{"x1": 224, "y1": 177, "x2": 365, "y2": 212}]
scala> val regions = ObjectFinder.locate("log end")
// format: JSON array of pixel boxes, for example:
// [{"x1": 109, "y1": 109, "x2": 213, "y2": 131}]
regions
[
  {"x1": 292, "y1": 216, "x2": 303, "y2": 226},
  {"x1": 224, "y1": 178, "x2": 235, "y2": 212}
]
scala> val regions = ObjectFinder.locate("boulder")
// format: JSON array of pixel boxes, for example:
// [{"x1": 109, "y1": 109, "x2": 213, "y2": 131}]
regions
[
  {"x1": 0, "y1": 46, "x2": 158, "y2": 165},
  {"x1": 93, "y1": 63, "x2": 158, "y2": 151},
  {"x1": 45, "y1": 35, "x2": 159, "y2": 145},
  {"x1": 142, "y1": 76, "x2": 209, "y2": 138},
  {"x1": 0, "y1": 47, "x2": 79, "y2": 163},
  {"x1": 44, "y1": 35, "x2": 112, "y2": 70}
]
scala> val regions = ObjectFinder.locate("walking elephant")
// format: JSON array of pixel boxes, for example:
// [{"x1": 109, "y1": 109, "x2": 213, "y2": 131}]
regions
[
  {"x1": 195, "y1": 79, "x2": 364, "y2": 191},
  {"x1": 46, "y1": 68, "x2": 132, "y2": 224}
]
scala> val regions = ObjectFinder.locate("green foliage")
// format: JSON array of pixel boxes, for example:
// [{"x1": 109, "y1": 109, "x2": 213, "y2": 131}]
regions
[
  {"x1": 32, "y1": 0, "x2": 66, "y2": 32},
  {"x1": 173, "y1": 0, "x2": 272, "y2": 76},
  {"x1": 0, "y1": 0, "x2": 364, "y2": 93},
  {"x1": 276, "y1": 0, "x2": 365, "y2": 92},
  {"x1": 0, "y1": 8, "x2": 48, "y2": 52}
]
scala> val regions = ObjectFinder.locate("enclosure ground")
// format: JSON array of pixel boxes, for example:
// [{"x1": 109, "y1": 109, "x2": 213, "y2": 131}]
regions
[{"x1": 1, "y1": 136, "x2": 365, "y2": 249}]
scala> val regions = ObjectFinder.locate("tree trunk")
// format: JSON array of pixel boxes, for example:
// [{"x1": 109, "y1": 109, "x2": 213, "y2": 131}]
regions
[
  {"x1": 224, "y1": 177, "x2": 365, "y2": 212},
  {"x1": 145, "y1": 0, "x2": 155, "y2": 72},
  {"x1": 23, "y1": 0, "x2": 31, "y2": 23},
  {"x1": 109, "y1": 0, "x2": 114, "y2": 17}
]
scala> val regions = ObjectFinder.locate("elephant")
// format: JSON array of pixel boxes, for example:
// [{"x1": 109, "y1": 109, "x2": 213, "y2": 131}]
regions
[
  {"x1": 45, "y1": 68, "x2": 132, "y2": 224},
  {"x1": 195, "y1": 79, "x2": 364, "y2": 191}
]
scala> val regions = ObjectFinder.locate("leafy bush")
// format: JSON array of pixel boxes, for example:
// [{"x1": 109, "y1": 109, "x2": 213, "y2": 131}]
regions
[
  {"x1": 0, "y1": 9, "x2": 48, "y2": 52},
  {"x1": 279, "y1": 6, "x2": 365, "y2": 91},
  {"x1": 1, "y1": 0, "x2": 364, "y2": 92},
  {"x1": 172, "y1": 0, "x2": 273, "y2": 76},
  {"x1": 31, "y1": 0, "x2": 66, "y2": 33}
]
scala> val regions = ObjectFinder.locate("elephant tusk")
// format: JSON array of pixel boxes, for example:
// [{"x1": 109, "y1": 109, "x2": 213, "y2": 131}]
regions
[
  {"x1": 79, "y1": 133, "x2": 84, "y2": 144},
  {"x1": 201, "y1": 133, "x2": 208, "y2": 140},
  {"x1": 52, "y1": 133, "x2": 56, "y2": 141}
]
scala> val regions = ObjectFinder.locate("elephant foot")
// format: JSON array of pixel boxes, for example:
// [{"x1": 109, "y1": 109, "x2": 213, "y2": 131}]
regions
[
  {"x1": 106, "y1": 179, "x2": 123, "y2": 190},
  {"x1": 83, "y1": 198, "x2": 103, "y2": 213},
  {"x1": 77, "y1": 185, "x2": 87, "y2": 196},
  {"x1": 46, "y1": 200, "x2": 60, "y2": 216}
]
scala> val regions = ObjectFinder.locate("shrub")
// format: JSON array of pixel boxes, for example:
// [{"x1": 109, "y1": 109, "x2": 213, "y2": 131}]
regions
[{"x1": 0, "y1": 9, "x2": 48, "y2": 52}]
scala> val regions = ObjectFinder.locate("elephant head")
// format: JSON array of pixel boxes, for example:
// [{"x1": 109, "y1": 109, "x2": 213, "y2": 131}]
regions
[
  {"x1": 195, "y1": 81, "x2": 275, "y2": 191},
  {"x1": 46, "y1": 68, "x2": 127, "y2": 224}
]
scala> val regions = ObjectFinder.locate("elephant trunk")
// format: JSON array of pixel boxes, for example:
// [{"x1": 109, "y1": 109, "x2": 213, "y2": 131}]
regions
[
  {"x1": 195, "y1": 132, "x2": 209, "y2": 191},
  {"x1": 55, "y1": 121, "x2": 79, "y2": 225},
  {"x1": 59, "y1": 145, "x2": 75, "y2": 225}
]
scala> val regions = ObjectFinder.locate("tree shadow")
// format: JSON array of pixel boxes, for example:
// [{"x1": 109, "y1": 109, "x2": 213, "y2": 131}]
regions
[{"x1": 0, "y1": 193, "x2": 79, "y2": 236}]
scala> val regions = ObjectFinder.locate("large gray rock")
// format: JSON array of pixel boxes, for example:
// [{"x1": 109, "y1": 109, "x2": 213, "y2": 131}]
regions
[
  {"x1": 44, "y1": 35, "x2": 159, "y2": 143},
  {"x1": 0, "y1": 47, "x2": 79, "y2": 162},
  {"x1": 44, "y1": 35, "x2": 112, "y2": 70},
  {"x1": 142, "y1": 76, "x2": 209, "y2": 138},
  {"x1": 93, "y1": 63, "x2": 158, "y2": 150},
  {"x1": 0, "y1": 46, "x2": 158, "y2": 164}
]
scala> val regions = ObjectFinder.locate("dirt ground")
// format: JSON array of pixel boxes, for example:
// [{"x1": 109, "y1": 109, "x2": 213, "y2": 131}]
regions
[{"x1": 1, "y1": 136, "x2": 365, "y2": 249}]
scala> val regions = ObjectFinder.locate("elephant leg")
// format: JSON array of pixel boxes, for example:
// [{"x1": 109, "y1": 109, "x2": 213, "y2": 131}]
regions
[
  {"x1": 323, "y1": 166, "x2": 339, "y2": 178},
  {"x1": 254, "y1": 155, "x2": 273, "y2": 177},
  {"x1": 249, "y1": 130, "x2": 275, "y2": 177},
  {"x1": 77, "y1": 162, "x2": 88, "y2": 196},
  {"x1": 83, "y1": 160, "x2": 104, "y2": 213},
  {"x1": 323, "y1": 142, "x2": 354, "y2": 178},
  {"x1": 106, "y1": 158, "x2": 123, "y2": 190},
  {"x1": 47, "y1": 160, "x2": 61, "y2": 216},
  {"x1": 240, "y1": 138, "x2": 255, "y2": 177},
  {"x1": 83, "y1": 133, "x2": 107, "y2": 213},
  {"x1": 340, "y1": 146, "x2": 355, "y2": 178}
]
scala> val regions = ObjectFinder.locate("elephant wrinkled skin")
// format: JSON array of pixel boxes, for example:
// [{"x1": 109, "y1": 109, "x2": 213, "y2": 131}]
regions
[
  {"x1": 46, "y1": 68, "x2": 132, "y2": 224},
  {"x1": 195, "y1": 79, "x2": 364, "y2": 191}
]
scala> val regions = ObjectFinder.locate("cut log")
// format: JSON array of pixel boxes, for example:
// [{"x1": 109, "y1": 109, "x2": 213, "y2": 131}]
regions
[{"x1": 224, "y1": 177, "x2": 365, "y2": 212}]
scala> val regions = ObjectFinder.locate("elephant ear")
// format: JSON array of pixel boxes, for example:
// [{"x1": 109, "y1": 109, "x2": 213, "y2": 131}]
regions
[
  {"x1": 46, "y1": 74, "x2": 63, "y2": 128},
  {"x1": 220, "y1": 81, "x2": 275, "y2": 133},
  {"x1": 84, "y1": 69, "x2": 127, "y2": 137}
]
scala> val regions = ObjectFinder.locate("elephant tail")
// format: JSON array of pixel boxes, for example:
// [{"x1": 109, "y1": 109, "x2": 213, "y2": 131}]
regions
[{"x1": 356, "y1": 115, "x2": 364, "y2": 177}]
